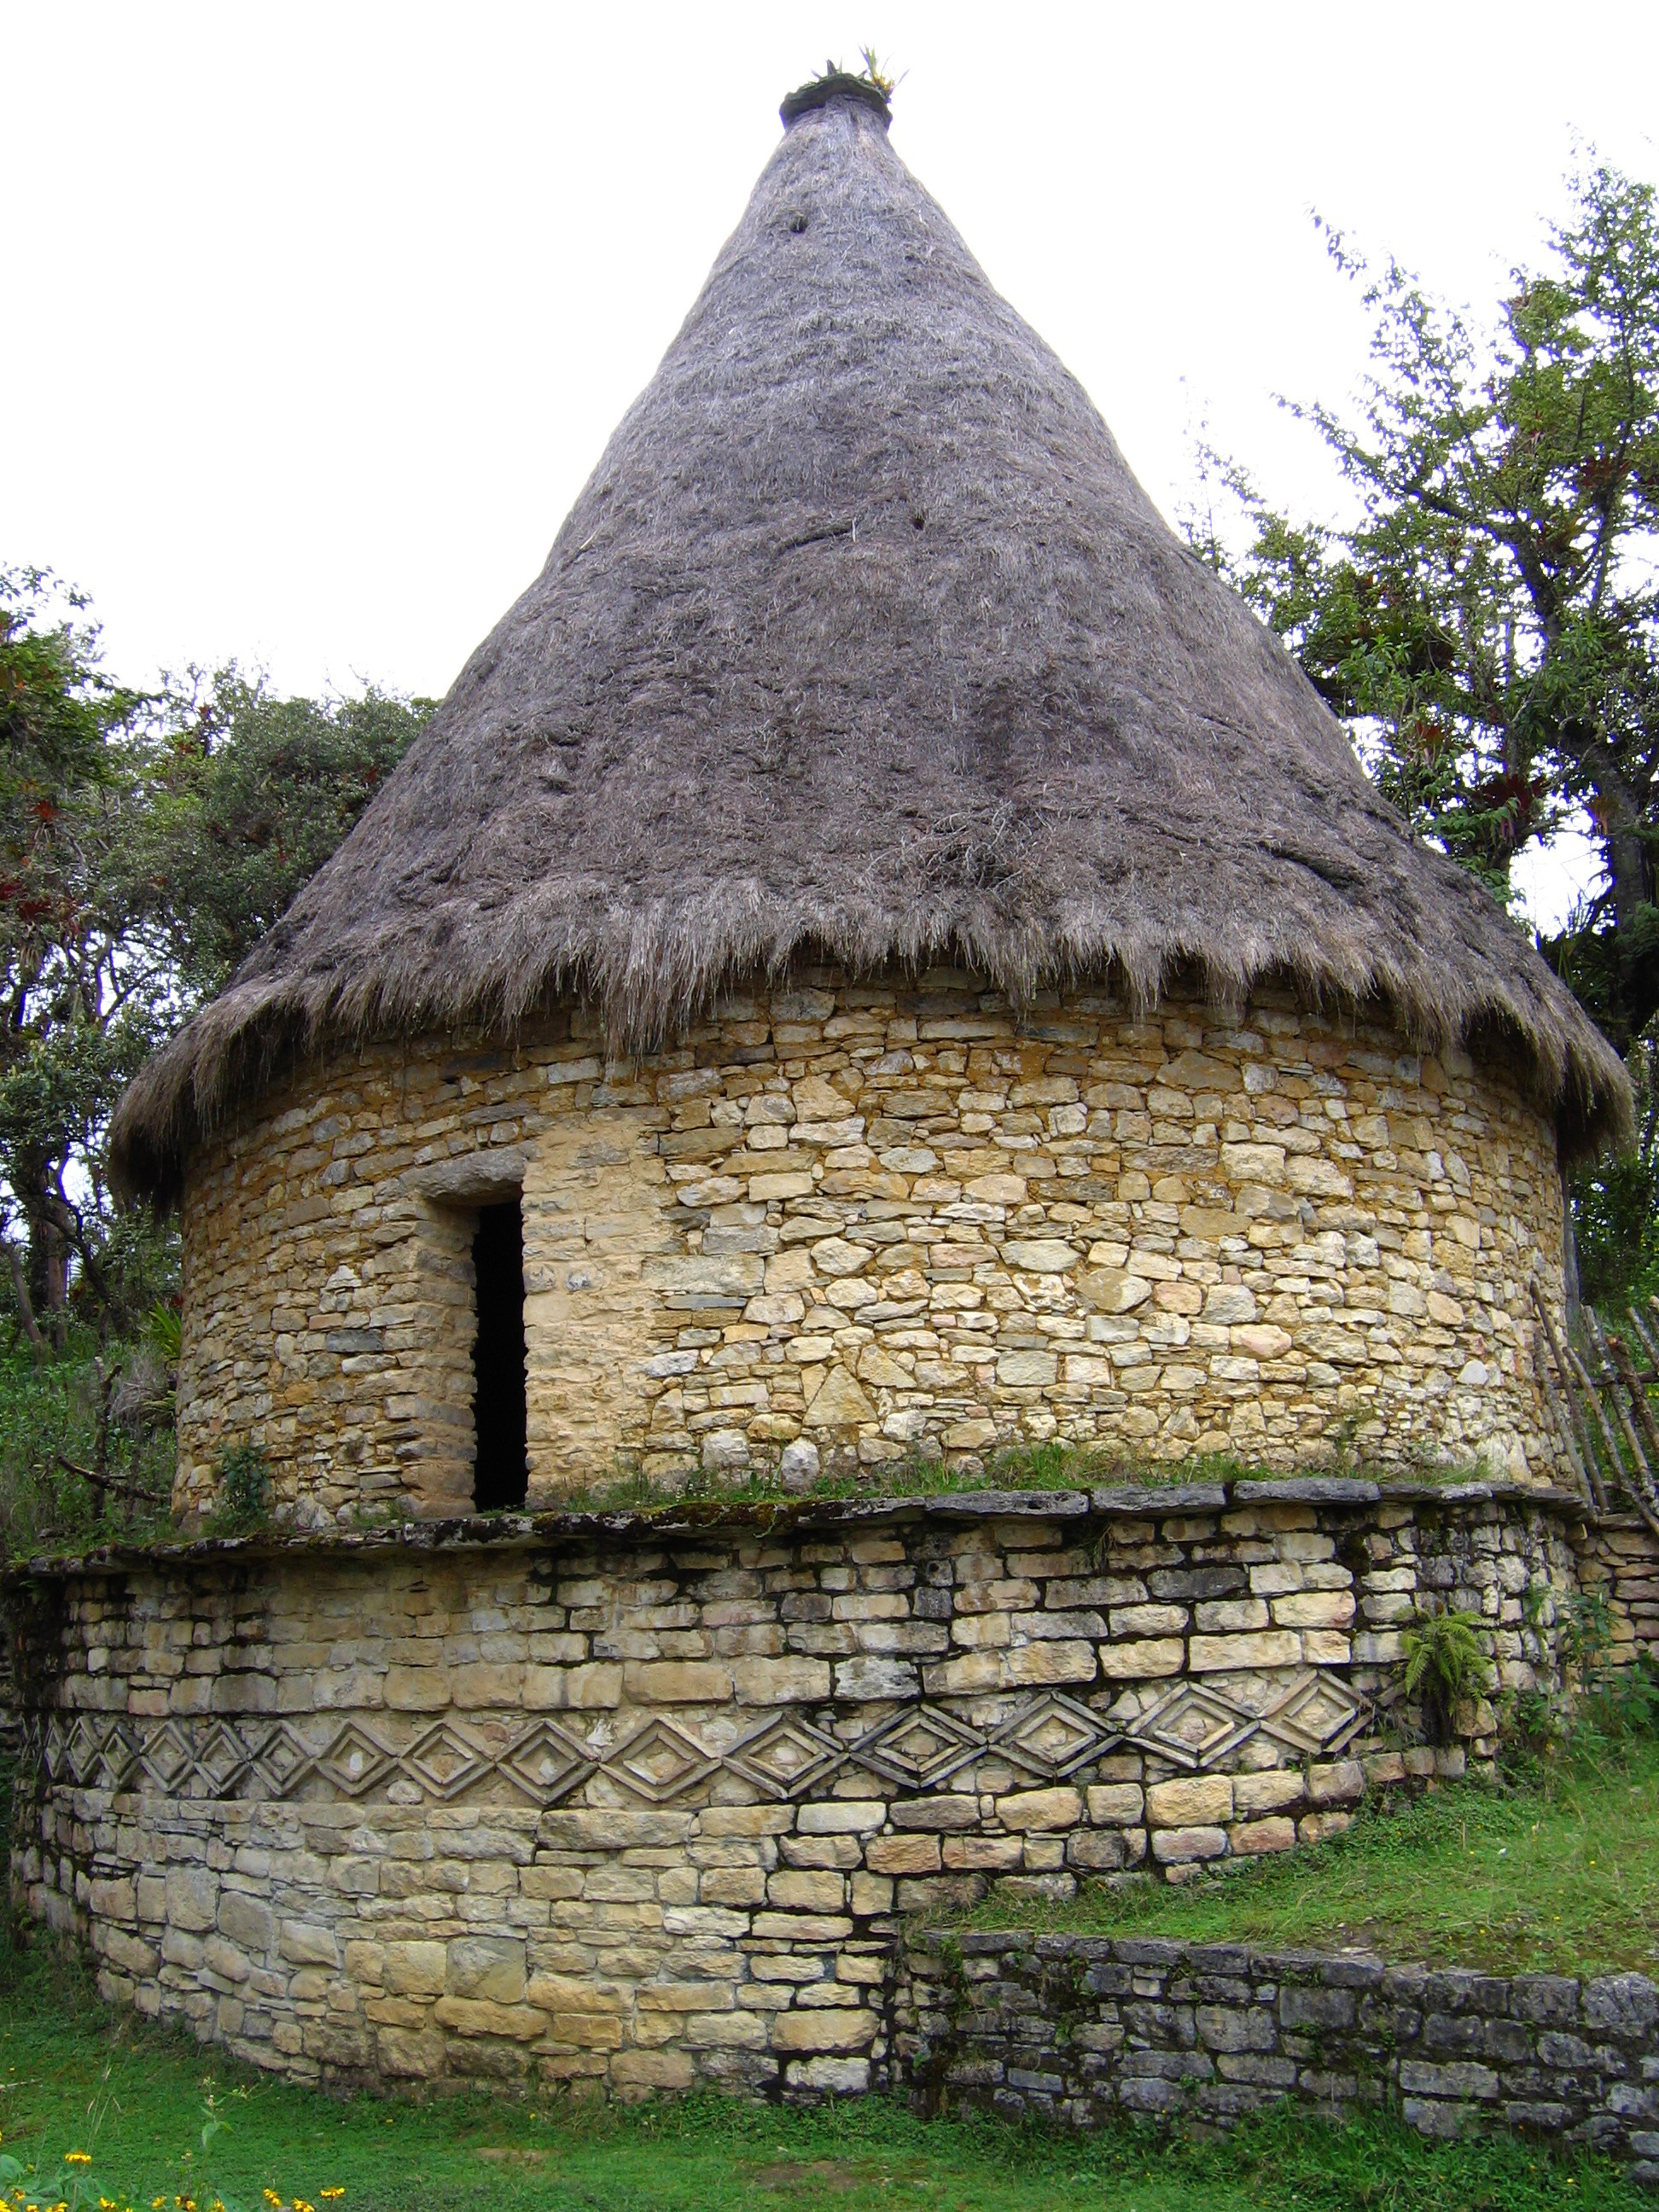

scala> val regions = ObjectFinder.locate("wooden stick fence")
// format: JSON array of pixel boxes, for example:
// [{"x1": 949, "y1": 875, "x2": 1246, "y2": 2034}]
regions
[{"x1": 1531, "y1": 1284, "x2": 1659, "y2": 1540}]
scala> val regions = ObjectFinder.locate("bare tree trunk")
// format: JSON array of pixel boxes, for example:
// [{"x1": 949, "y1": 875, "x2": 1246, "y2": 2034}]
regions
[{"x1": 3, "y1": 1237, "x2": 45, "y2": 1353}]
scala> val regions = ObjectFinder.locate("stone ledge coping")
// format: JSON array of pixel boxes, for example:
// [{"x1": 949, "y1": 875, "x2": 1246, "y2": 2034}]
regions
[
  {"x1": 909, "y1": 1927, "x2": 1659, "y2": 2026},
  {"x1": 8, "y1": 1473, "x2": 1591, "y2": 1583}
]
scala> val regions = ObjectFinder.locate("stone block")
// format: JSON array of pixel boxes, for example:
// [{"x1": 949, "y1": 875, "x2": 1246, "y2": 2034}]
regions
[
  {"x1": 771, "y1": 2006, "x2": 879, "y2": 2053},
  {"x1": 767, "y1": 1871, "x2": 847, "y2": 1911},
  {"x1": 445, "y1": 1936, "x2": 527, "y2": 2003},
  {"x1": 866, "y1": 1834, "x2": 941, "y2": 1876},
  {"x1": 1097, "y1": 1637, "x2": 1185, "y2": 1679},
  {"x1": 1146, "y1": 1776, "x2": 1233, "y2": 1826},
  {"x1": 377, "y1": 2027, "x2": 450, "y2": 2078},
  {"x1": 431, "y1": 1996, "x2": 547, "y2": 2041},
  {"x1": 1307, "y1": 1760, "x2": 1365, "y2": 1807},
  {"x1": 165, "y1": 1867, "x2": 219, "y2": 1935},
  {"x1": 1232, "y1": 1770, "x2": 1304, "y2": 1816},
  {"x1": 218, "y1": 1892, "x2": 275, "y2": 1953},
  {"x1": 279, "y1": 1918, "x2": 341, "y2": 1968},
  {"x1": 620, "y1": 1662, "x2": 734, "y2": 1703},
  {"x1": 1398, "y1": 2058, "x2": 1501, "y2": 2100},
  {"x1": 1229, "y1": 1817, "x2": 1295, "y2": 1856},
  {"x1": 1067, "y1": 1831, "x2": 1133, "y2": 1871},
  {"x1": 1187, "y1": 1630, "x2": 1304, "y2": 1673},
  {"x1": 1271, "y1": 1591, "x2": 1355, "y2": 1630},
  {"x1": 682, "y1": 2009, "x2": 771, "y2": 2050},
  {"x1": 383, "y1": 1941, "x2": 447, "y2": 1997},
  {"x1": 1151, "y1": 1825, "x2": 1227, "y2": 1865},
  {"x1": 944, "y1": 1836, "x2": 1025, "y2": 1872},
  {"x1": 1086, "y1": 1783, "x2": 1145, "y2": 1824},
  {"x1": 996, "y1": 1787, "x2": 1083, "y2": 1832},
  {"x1": 383, "y1": 1665, "x2": 451, "y2": 1711},
  {"x1": 786, "y1": 2056, "x2": 873, "y2": 2093},
  {"x1": 797, "y1": 1801, "x2": 887, "y2": 1835},
  {"x1": 729, "y1": 1656, "x2": 831, "y2": 1703}
]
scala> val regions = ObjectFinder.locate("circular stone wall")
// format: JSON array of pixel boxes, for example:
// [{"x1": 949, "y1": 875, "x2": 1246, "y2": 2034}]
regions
[{"x1": 174, "y1": 969, "x2": 1568, "y2": 1522}]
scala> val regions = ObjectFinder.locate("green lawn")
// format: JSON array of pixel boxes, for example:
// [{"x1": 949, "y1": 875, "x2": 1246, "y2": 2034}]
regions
[
  {"x1": 0, "y1": 1954, "x2": 1647, "y2": 2212},
  {"x1": 953, "y1": 1738, "x2": 1659, "y2": 1978}
]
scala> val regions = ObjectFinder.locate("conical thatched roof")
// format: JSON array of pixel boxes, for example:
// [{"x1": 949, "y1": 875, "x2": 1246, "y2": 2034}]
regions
[{"x1": 112, "y1": 79, "x2": 1629, "y2": 1203}]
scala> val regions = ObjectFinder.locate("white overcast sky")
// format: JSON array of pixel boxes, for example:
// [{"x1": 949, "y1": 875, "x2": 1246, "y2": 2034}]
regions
[{"x1": 8, "y1": 1, "x2": 1657, "y2": 929}]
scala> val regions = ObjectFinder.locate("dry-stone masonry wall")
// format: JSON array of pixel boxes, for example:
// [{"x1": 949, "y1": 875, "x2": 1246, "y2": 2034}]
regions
[
  {"x1": 895, "y1": 1933, "x2": 1659, "y2": 2176},
  {"x1": 10, "y1": 1481, "x2": 1607, "y2": 2097},
  {"x1": 174, "y1": 971, "x2": 1568, "y2": 1522}
]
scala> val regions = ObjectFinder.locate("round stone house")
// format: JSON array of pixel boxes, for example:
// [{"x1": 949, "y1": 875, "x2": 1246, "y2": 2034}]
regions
[{"x1": 110, "y1": 74, "x2": 1627, "y2": 1526}]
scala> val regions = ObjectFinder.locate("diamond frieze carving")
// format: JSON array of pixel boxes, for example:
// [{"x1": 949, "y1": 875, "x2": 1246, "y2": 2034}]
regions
[
  {"x1": 989, "y1": 1693, "x2": 1121, "y2": 1778},
  {"x1": 497, "y1": 1719, "x2": 594, "y2": 1803},
  {"x1": 1258, "y1": 1669, "x2": 1371, "y2": 1755},
  {"x1": 315, "y1": 1722, "x2": 396, "y2": 1799},
  {"x1": 246, "y1": 1722, "x2": 315, "y2": 1797},
  {"x1": 403, "y1": 1721, "x2": 492, "y2": 1801},
  {"x1": 137, "y1": 1720, "x2": 196, "y2": 1793},
  {"x1": 1115, "y1": 1682, "x2": 1266, "y2": 1770},
  {"x1": 598, "y1": 1717, "x2": 719, "y2": 1803},
  {"x1": 23, "y1": 1665, "x2": 1379, "y2": 1810},
  {"x1": 724, "y1": 1713, "x2": 845, "y2": 1800},
  {"x1": 849, "y1": 1704, "x2": 985, "y2": 1789}
]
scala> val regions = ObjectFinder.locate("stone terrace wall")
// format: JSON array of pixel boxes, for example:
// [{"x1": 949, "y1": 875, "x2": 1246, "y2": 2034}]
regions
[
  {"x1": 1578, "y1": 1513, "x2": 1659, "y2": 1668},
  {"x1": 895, "y1": 1933, "x2": 1659, "y2": 2177},
  {"x1": 10, "y1": 1481, "x2": 1586, "y2": 2095},
  {"x1": 173, "y1": 971, "x2": 1569, "y2": 1522}
]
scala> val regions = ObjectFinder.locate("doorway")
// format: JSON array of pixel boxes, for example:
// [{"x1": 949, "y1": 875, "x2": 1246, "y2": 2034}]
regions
[{"x1": 471, "y1": 1200, "x2": 527, "y2": 1510}]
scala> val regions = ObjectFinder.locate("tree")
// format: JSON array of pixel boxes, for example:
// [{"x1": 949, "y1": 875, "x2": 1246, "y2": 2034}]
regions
[
  {"x1": 119, "y1": 671, "x2": 433, "y2": 999},
  {"x1": 0, "y1": 568, "x2": 433, "y2": 1350},
  {"x1": 1190, "y1": 162, "x2": 1659, "y2": 1053},
  {"x1": 0, "y1": 568, "x2": 163, "y2": 1347}
]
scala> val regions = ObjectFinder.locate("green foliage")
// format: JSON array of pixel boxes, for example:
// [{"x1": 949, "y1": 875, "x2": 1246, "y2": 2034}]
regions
[
  {"x1": 1401, "y1": 1608, "x2": 1493, "y2": 1741},
  {"x1": 1186, "y1": 161, "x2": 1659, "y2": 1056},
  {"x1": 119, "y1": 670, "x2": 433, "y2": 998},
  {"x1": 0, "y1": 567, "x2": 167, "y2": 1350},
  {"x1": 0, "y1": 1335, "x2": 172, "y2": 1556},
  {"x1": 0, "y1": 565, "x2": 430, "y2": 1370},
  {"x1": 1571, "y1": 1033, "x2": 1659, "y2": 1303},
  {"x1": 0, "y1": 570, "x2": 428, "y2": 1552},
  {"x1": 210, "y1": 1442, "x2": 271, "y2": 1534}
]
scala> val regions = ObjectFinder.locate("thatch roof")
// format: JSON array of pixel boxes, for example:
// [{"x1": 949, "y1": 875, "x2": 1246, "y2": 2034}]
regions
[{"x1": 111, "y1": 79, "x2": 1630, "y2": 1204}]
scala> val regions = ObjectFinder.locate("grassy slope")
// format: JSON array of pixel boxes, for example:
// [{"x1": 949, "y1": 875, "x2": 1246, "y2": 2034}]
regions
[
  {"x1": 0, "y1": 1974, "x2": 1649, "y2": 2212},
  {"x1": 954, "y1": 1739, "x2": 1659, "y2": 1977}
]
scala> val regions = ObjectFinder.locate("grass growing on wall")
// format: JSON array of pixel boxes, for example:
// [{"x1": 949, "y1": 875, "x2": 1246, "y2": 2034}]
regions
[
  {"x1": 952, "y1": 1729, "x2": 1659, "y2": 1976},
  {"x1": 0, "y1": 1948, "x2": 1649, "y2": 2212},
  {"x1": 555, "y1": 1442, "x2": 1493, "y2": 1517}
]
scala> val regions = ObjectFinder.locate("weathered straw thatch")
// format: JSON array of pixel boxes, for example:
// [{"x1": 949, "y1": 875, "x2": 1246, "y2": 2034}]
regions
[{"x1": 111, "y1": 81, "x2": 1630, "y2": 1203}]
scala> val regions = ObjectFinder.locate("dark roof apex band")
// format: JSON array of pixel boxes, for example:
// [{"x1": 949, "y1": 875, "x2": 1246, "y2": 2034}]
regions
[{"x1": 779, "y1": 73, "x2": 892, "y2": 127}]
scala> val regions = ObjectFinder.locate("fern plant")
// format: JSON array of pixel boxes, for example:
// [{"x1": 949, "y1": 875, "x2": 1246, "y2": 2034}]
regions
[{"x1": 1401, "y1": 1608, "x2": 1492, "y2": 1744}]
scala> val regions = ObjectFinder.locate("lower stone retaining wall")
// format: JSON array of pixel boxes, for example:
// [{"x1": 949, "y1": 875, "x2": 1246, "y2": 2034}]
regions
[
  {"x1": 9, "y1": 1476, "x2": 1631, "y2": 2100},
  {"x1": 1580, "y1": 1513, "x2": 1659, "y2": 1665},
  {"x1": 895, "y1": 1933, "x2": 1659, "y2": 2179}
]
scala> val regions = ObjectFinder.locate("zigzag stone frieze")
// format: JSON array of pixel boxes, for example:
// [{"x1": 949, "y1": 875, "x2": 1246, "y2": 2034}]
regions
[{"x1": 24, "y1": 1667, "x2": 1372, "y2": 1810}]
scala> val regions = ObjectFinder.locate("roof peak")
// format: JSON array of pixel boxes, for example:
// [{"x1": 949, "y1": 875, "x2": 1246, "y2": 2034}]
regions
[{"x1": 779, "y1": 66, "x2": 892, "y2": 130}]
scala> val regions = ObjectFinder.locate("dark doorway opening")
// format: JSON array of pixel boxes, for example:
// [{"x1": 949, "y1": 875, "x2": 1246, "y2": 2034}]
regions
[{"x1": 471, "y1": 1201, "x2": 527, "y2": 1510}]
